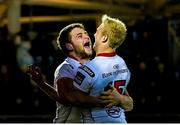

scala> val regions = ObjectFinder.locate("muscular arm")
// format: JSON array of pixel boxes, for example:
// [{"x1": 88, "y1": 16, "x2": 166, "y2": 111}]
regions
[{"x1": 56, "y1": 77, "x2": 107, "y2": 107}]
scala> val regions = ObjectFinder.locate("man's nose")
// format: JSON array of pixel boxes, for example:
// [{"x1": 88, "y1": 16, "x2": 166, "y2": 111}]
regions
[{"x1": 84, "y1": 34, "x2": 90, "y2": 40}]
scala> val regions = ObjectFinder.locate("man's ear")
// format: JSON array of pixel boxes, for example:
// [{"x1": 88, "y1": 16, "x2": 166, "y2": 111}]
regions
[
  {"x1": 65, "y1": 43, "x2": 73, "y2": 51},
  {"x1": 102, "y1": 35, "x2": 108, "y2": 43}
]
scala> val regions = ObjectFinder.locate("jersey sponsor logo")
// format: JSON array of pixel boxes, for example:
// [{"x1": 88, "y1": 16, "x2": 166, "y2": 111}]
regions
[
  {"x1": 102, "y1": 72, "x2": 113, "y2": 78},
  {"x1": 79, "y1": 65, "x2": 95, "y2": 77},
  {"x1": 102, "y1": 69, "x2": 128, "y2": 78},
  {"x1": 74, "y1": 71, "x2": 85, "y2": 85},
  {"x1": 113, "y1": 64, "x2": 119, "y2": 69},
  {"x1": 106, "y1": 106, "x2": 121, "y2": 118},
  {"x1": 113, "y1": 69, "x2": 128, "y2": 75}
]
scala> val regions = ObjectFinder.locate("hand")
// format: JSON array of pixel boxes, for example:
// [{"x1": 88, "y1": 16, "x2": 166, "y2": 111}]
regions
[
  {"x1": 98, "y1": 85, "x2": 121, "y2": 108},
  {"x1": 26, "y1": 65, "x2": 45, "y2": 86}
]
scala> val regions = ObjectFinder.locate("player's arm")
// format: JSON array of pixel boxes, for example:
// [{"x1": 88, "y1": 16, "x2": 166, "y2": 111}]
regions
[
  {"x1": 26, "y1": 65, "x2": 62, "y2": 103},
  {"x1": 57, "y1": 65, "x2": 132, "y2": 108},
  {"x1": 26, "y1": 65, "x2": 127, "y2": 108},
  {"x1": 98, "y1": 85, "x2": 133, "y2": 111},
  {"x1": 123, "y1": 90, "x2": 133, "y2": 111},
  {"x1": 56, "y1": 77, "x2": 107, "y2": 107}
]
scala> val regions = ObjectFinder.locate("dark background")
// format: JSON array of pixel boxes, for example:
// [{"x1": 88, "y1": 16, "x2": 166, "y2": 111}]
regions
[{"x1": 0, "y1": 0, "x2": 180, "y2": 123}]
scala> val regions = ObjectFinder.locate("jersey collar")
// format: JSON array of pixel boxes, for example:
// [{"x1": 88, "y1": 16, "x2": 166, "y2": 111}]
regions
[{"x1": 96, "y1": 52, "x2": 116, "y2": 57}]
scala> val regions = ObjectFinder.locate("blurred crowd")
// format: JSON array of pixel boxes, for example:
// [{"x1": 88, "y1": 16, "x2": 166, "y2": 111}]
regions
[{"x1": 0, "y1": 15, "x2": 180, "y2": 123}]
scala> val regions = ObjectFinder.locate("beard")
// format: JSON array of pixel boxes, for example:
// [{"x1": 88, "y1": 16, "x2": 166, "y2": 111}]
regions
[{"x1": 74, "y1": 47, "x2": 92, "y2": 59}]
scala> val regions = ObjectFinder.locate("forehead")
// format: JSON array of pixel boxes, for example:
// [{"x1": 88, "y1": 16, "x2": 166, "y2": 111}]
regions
[{"x1": 70, "y1": 27, "x2": 85, "y2": 36}]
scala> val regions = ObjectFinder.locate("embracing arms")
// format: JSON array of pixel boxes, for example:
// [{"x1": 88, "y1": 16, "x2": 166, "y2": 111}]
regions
[
  {"x1": 26, "y1": 65, "x2": 107, "y2": 106},
  {"x1": 27, "y1": 65, "x2": 133, "y2": 111},
  {"x1": 98, "y1": 86, "x2": 133, "y2": 111}
]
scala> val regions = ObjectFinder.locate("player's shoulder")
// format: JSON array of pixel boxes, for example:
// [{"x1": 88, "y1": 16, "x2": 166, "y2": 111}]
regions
[
  {"x1": 85, "y1": 57, "x2": 100, "y2": 66},
  {"x1": 116, "y1": 55, "x2": 125, "y2": 63},
  {"x1": 116, "y1": 55, "x2": 129, "y2": 69},
  {"x1": 55, "y1": 60, "x2": 75, "y2": 74}
]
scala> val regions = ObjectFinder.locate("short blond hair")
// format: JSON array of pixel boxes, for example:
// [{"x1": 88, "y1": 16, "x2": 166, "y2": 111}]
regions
[{"x1": 101, "y1": 15, "x2": 127, "y2": 49}]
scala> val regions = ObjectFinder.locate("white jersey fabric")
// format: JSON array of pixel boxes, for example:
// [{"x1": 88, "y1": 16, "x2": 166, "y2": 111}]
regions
[
  {"x1": 73, "y1": 53, "x2": 131, "y2": 123},
  {"x1": 53, "y1": 57, "x2": 82, "y2": 123}
]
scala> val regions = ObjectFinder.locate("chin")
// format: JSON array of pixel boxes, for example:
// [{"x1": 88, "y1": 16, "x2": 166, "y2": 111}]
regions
[{"x1": 86, "y1": 51, "x2": 92, "y2": 57}]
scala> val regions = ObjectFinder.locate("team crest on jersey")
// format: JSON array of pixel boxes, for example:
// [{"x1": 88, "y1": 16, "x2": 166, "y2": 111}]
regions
[
  {"x1": 106, "y1": 106, "x2": 121, "y2": 118},
  {"x1": 79, "y1": 65, "x2": 95, "y2": 77},
  {"x1": 74, "y1": 71, "x2": 85, "y2": 85}
]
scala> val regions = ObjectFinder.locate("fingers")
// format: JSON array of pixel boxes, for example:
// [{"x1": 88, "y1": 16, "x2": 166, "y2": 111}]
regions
[
  {"x1": 26, "y1": 65, "x2": 41, "y2": 77},
  {"x1": 97, "y1": 94, "x2": 116, "y2": 108},
  {"x1": 109, "y1": 84, "x2": 116, "y2": 90},
  {"x1": 97, "y1": 97, "x2": 112, "y2": 103},
  {"x1": 98, "y1": 94, "x2": 113, "y2": 100},
  {"x1": 35, "y1": 66, "x2": 41, "y2": 74},
  {"x1": 26, "y1": 65, "x2": 45, "y2": 85},
  {"x1": 98, "y1": 95, "x2": 109, "y2": 100},
  {"x1": 98, "y1": 96, "x2": 114, "y2": 108},
  {"x1": 105, "y1": 103, "x2": 114, "y2": 108},
  {"x1": 101, "y1": 89, "x2": 112, "y2": 96}
]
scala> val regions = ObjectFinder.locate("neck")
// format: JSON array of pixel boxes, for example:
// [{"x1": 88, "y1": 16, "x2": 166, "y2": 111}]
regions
[
  {"x1": 68, "y1": 53, "x2": 89, "y2": 64},
  {"x1": 96, "y1": 47, "x2": 115, "y2": 56}
]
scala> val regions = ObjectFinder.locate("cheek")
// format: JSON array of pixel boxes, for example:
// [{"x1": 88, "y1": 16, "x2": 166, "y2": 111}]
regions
[
  {"x1": 74, "y1": 40, "x2": 82, "y2": 47},
  {"x1": 74, "y1": 43, "x2": 81, "y2": 49},
  {"x1": 93, "y1": 42, "x2": 96, "y2": 49},
  {"x1": 75, "y1": 42, "x2": 84, "y2": 51}
]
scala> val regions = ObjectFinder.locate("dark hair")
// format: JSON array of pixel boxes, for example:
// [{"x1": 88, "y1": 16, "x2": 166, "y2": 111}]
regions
[{"x1": 57, "y1": 23, "x2": 85, "y2": 54}]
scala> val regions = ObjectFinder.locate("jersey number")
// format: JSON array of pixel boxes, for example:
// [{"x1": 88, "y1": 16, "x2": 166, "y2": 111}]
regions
[{"x1": 114, "y1": 80, "x2": 126, "y2": 94}]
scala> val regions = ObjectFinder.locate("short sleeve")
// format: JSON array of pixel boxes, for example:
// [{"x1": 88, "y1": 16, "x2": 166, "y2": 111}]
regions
[{"x1": 54, "y1": 64, "x2": 75, "y2": 83}]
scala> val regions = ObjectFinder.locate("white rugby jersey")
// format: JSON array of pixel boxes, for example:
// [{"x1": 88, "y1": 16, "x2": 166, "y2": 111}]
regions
[
  {"x1": 53, "y1": 57, "x2": 82, "y2": 123},
  {"x1": 73, "y1": 53, "x2": 131, "y2": 123}
]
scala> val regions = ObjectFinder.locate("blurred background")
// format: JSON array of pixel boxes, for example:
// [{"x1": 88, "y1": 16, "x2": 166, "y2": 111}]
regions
[{"x1": 0, "y1": 0, "x2": 180, "y2": 123}]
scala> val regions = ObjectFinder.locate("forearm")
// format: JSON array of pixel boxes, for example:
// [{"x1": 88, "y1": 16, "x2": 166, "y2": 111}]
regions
[
  {"x1": 57, "y1": 78, "x2": 106, "y2": 107},
  {"x1": 64, "y1": 89, "x2": 106, "y2": 108},
  {"x1": 27, "y1": 65, "x2": 67, "y2": 104},
  {"x1": 36, "y1": 80, "x2": 63, "y2": 104}
]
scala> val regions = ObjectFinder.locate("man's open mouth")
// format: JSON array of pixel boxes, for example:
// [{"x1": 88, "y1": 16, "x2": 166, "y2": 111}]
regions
[{"x1": 83, "y1": 41, "x2": 91, "y2": 49}]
